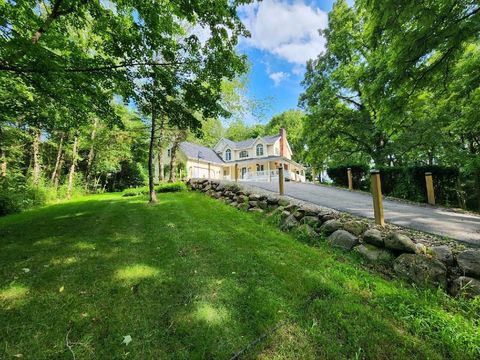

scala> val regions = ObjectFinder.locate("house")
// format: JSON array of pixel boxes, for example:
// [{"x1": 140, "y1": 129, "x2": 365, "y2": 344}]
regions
[{"x1": 162, "y1": 128, "x2": 306, "y2": 182}]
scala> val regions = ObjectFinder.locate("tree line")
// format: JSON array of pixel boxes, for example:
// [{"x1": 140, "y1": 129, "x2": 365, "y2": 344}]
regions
[{"x1": 300, "y1": 0, "x2": 480, "y2": 210}]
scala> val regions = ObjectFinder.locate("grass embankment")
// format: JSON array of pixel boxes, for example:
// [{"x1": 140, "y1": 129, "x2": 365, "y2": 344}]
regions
[{"x1": 0, "y1": 191, "x2": 479, "y2": 359}]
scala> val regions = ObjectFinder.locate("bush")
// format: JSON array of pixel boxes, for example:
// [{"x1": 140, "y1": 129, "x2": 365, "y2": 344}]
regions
[
  {"x1": 122, "y1": 181, "x2": 186, "y2": 197},
  {"x1": 327, "y1": 164, "x2": 369, "y2": 190},
  {"x1": 0, "y1": 175, "x2": 48, "y2": 216}
]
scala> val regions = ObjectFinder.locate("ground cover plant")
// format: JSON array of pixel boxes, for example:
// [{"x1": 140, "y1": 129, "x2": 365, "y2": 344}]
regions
[{"x1": 0, "y1": 191, "x2": 479, "y2": 359}]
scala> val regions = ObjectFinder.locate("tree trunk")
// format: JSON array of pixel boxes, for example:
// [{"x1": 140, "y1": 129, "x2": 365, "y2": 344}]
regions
[
  {"x1": 32, "y1": 128, "x2": 41, "y2": 186},
  {"x1": 67, "y1": 135, "x2": 78, "y2": 199},
  {"x1": 51, "y1": 132, "x2": 64, "y2": 185},
  {"x1": 157, "y1": 116, "x2": 166, "y2": 182},
  {"x1": 85, "y1": 118, "x2": 98, "y2": 191},
  {"x1": 169, "y1": 138, "x2": 179, "y2": 183},
  {"x1": 148, "y1": 97, "x2": 157, "y2": 203},
  {"x1": 0, "y1": 148, "x2": 6, "y2": 177}
]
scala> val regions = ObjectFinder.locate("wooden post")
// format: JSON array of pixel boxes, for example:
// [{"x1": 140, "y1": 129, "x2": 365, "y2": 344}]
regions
[
  {"x1": 278, "y1": 166, "x2": 285, "y2": 195},
  {"x1": 234, "y1": 164, "x2": 238, "y2": 182},
  {"x1": 370, "y1": 169, "x2": 385, "y2": 226},
  {"x1": 347, "y1": 168, "x2": 353, "y2": 191},
  {"x1": 425, "y1": 172, "x2": 435, "y2": 205}
]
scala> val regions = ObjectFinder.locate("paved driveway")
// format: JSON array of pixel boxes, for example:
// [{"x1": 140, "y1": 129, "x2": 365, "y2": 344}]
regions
[{"x1": 243, "y1": 181, "x2": 480, "y2": 247}]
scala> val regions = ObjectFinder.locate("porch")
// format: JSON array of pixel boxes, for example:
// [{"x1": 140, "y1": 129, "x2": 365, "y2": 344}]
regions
[{"x1": 222, "y1": 159, "x2": 306, "y2": 183}]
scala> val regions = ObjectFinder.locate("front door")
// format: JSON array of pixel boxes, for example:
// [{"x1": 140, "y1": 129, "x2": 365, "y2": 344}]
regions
[{"x1": 241, "y1": 167, "x2": 247, "y2": 179}]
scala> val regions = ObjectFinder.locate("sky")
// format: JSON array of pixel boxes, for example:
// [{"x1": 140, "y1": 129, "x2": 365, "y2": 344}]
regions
[{"x1": 236, "y1": 0, "x2": 338, "y2": 124}]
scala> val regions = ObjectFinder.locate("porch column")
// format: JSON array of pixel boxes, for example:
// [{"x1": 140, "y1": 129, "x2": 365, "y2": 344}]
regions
[{"x1": 267, "y1": 161, "x2": 271, "y2": 182}]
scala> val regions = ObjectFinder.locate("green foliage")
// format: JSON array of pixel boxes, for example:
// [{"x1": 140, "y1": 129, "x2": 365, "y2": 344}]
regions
[
  {"x1": 122, "y1": 182, "x2": 186, "y2": 197},
  {"x1": 327, "y1": 164, "x2": 369, "y2": 189},
  {"x1": 0, "y1": 175, "x2": 47, "y2": 215}
]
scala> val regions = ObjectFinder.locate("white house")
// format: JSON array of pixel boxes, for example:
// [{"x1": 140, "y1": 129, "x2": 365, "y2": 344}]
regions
[{"x1": 162, "y1": 128, "x2": 306, "y2": 182}]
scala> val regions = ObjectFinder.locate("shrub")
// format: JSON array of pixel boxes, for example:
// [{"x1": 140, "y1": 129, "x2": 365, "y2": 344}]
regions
[
  {"x1": 0, "y1": 175, "x2": 48, "y2": 216},
  {"x1": 327, "y1": 164, "x2": 369, "y2": 190},
  {"x1": 122, "y1": 182, "x2": 186, "y2": 197}
]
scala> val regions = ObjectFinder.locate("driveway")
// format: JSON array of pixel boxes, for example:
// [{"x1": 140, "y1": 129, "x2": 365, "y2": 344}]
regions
[{"x1": 243, "y1": 181, "x2": 480, "y2": 247}]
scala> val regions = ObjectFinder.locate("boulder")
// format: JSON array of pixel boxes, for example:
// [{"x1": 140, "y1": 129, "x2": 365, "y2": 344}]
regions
[
  {"x1": 320, "y1": 219, "x2": 342, "y2": 235},
  {"x1": 301, "y1": 216, "x2": 320, "y2": 229},
  {"x1": 320, "y1": 213, "x2": 336, "y2": 222},
  {"x1": 278, "y1": 198, "x2": 290, "y2": 207},
  {"x1": 449, "y1": 276, "x2": 480, "y2": 298},
  {"x1": 393, "y1": 254, "x2": 447, "y2": 289},
  {"x1": 457, "y1": 249, "x2": 480, "y2": 277},
  {"x1": 342, "y1": 221, "x2": 367, "y2": 236},
  {"x1": 248, "y1": 208, "x2": 264, "y2": 214},
  {"x1": 249, "y1": 194, "x2": 261, "y2": 201},
  {"x1": 297, "y1": 224, "x2": 318, "y2": 238},
  {"x1": 328, "y1": 230, "x2": 359, "y2": 251},
  {"x1": 384, "y1": 232, "x2": 416, "y2": 253},
  {"x1": 356, "y1": 244, "x2": 394, "y2": 263},
  {"x1": 415, "y1": 243, "x2": 428, "y2": 255},
  {"x1": 280, "y1": 211, "x2": 290, "y2": 221},
  {"x1": 430, "y1": 245, "x2": 454, "y2": 266},
  {"x1": 236, "y1": 195, "x2": 246, "y2": 203},
  {"x1": 293, "y1": 210, "x2": 305, "y2": 220},
  {"x1": 281, "y1": 214, "x2": 299, "y2": 231},
  {"x1": 237, "y1": 203, "x2": 249, "y2": 211},
  {"x1": 258, "y1": 200, "x2": 268, "y2": 210},
  {"x1": 285, "y1": 204, "x2": 299, "y2": 213},
  {"x1": 267, "y1": 196, "x2": 279, "y2": 205},
  {"x1": 363, "y1": 229, "x2": 384, "y2": 247},
  {"x1": 248, "y1": 201, "x2": 258, "y2": 208},
  {"x1": 216, "y1": 184, "x2": 225, "y2": 192}
]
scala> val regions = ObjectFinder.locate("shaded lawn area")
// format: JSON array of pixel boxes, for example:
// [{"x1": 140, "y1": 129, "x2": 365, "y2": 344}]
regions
[{"x1": 0, "y1": 192, "x2": 479, "y2": 359}]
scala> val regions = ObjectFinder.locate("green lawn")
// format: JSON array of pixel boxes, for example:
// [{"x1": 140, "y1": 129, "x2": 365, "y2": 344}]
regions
[{"x1": 0, "y1": 192, "x2": 479, "y2": 359}]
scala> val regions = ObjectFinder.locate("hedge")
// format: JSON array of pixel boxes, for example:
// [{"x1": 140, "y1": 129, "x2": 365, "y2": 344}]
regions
[{"x1": 327, "y1": 164, "x2": 460, "y2": 207}]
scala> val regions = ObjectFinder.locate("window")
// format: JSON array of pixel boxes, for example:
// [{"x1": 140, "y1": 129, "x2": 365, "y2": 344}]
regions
[
  {"x1": 256, "y1": 144, "x2": 264, "y2": 156},
  {"x1": 225, "y1": 149, "x2": 231, "y2": 161},
  {"x1": 256, "y1": 164, "x2": 264, "y2": 171},
  {"x1": 239, "y1": 150, "x2": 248, "y2": 158}
]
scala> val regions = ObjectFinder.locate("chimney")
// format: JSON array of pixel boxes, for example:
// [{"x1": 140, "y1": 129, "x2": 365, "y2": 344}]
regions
[{"x1": 279, "y1": 128, "x2": 287, "y2": 157}]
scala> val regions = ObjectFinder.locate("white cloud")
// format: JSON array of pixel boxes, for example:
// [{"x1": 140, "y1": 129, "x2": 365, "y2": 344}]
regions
[
  {"x1": 239, "y1": 0, "x2": 328, "y2": 64},
  {"x1": 269, "y1": 71, "x2": 289, "y2": 86}
]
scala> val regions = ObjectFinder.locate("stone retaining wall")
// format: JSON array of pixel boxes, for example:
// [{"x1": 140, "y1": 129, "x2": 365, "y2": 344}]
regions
[{"x1": 187, "y1": 179, "x2": 480, "y2": 298}]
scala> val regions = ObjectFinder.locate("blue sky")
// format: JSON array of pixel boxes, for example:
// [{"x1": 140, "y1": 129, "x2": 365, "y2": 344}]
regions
[{"x1": 237, "y1": 0, "x2": 338, "y2": 124}]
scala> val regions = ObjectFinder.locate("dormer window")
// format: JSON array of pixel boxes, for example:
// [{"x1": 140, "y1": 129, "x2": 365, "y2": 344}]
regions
[
  {"x1": 256, "y1": 144, "x2": 264, "y2": 156},
  {"x1": 239, "y1": 150, "x2": 248, "y2": 158},
  {"x1": 225, "y1": 148, "x2": 231, "y2": 161}
]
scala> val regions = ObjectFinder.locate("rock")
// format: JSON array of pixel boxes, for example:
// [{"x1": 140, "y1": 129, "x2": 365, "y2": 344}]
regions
[
  {"x1": 278, "y1": 198, "x2": 290, "y2": 207},
  {"x1": 280, "y1": 211, "x2": 290, "y2": 221},
  {"x1": 297, "y1": 224, "x2": 318, "y2": 238},
  {"x1": 237, "y1": 203, "x2": 249, "y2": 211},
  {"x1": 449, "y1": 276, "x2": 480, "y2": 298},
  {"x1": 457, "y1": 249, "x2": 480, "y2": 277},
  {"x1": 320, "y1": 213, "x2": 336, "y2": 222},
  {"x1": 342, "y1": 221, "x2": 367, "y2": 236},
  {"x1": 258, "y1": 200, "x2": 268, "y2": 210},
  {"x1": 320, "y1": 219, "x2": 342, "y2": 235},
  {"x1": 285, "y1": 204, "x2": 299, "y2": 213},
  {"x1": 363, "y1": 229, "x2": 384, "y2": 247},
  {"x1": 281, "y1": 214, "x2": 299, "y2": 231},
  {"x1": 393, "y1": 254, "x2": 447, "y2": 289},
  {"x1": 328, "y1": 230, "x2": 359, "y2": 251},
  {"x1": 248, "y1": 201, "x2": 258, "y2": 208},
  {"x1": 236, "y1": 195, "x2": 246, "y2": 203},
  {"x1": 301, "y1": 216, "x2": 320, "y2": 229},
  {"x1": 415, "y1": 243, "x2": 427, "y2": 255},
  {"x1": 356, "y1": 244, "x2": 394, "y2": 263},
  {"x1": 384, "y1": 232, "x2": 416, "y2": 253},
  {"x1": 249, "y1": 194, "x2": 261, "y2": 201},
  {"x1": 267, "y1": 197, "x2": 279, "y2": 205},
  {"x1": 293, "y1": 210, "x2": 304, "y2": 220},
  {"x1": 216, "y1": 184, "x2": 225, "y2": 192},
  {"x1": 248, "y1": 208, "x2": 264, "y2": 214},
  {"x1": 430, "y1": 245, "x2": 454, "y2": 266}
]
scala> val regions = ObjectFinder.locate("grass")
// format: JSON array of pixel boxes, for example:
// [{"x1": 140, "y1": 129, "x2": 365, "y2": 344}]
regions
[
  {"x1": 121, "y1": 181, "x2": 186, "y2": 197},
  {"x1": 0, "y1": 191, "x2": 479, "y2": 359}
]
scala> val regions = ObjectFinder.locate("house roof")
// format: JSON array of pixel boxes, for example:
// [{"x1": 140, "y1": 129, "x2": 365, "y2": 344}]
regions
[
  {"x1": 179, "y1": 142, "x2": 225, "y2": 165},
  {"x1": 217, "y1": 134, "x2": 281, "y2": 150}
]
